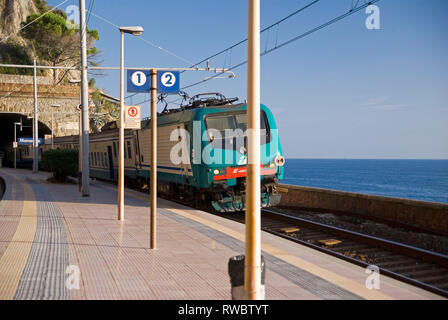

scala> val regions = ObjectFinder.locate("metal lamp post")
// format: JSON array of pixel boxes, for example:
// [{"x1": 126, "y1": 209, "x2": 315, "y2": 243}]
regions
[
  {"x1": 13, "y1": 121, "x2": 22, "y2": 169},
  {"x1": 79, "y1": 0, "x2": 90, "y2": 197},
  {"x1": 69, "y1": 79, "x2": 82, "y2": 192},
  {"x1": 118, "y1": 26, "x2": 144, "y2": 221}
]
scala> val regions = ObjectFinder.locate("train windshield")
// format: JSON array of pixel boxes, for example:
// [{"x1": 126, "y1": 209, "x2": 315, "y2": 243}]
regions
[{"x1": 204, "y1": 111, "x2": 270, "y2": 146}]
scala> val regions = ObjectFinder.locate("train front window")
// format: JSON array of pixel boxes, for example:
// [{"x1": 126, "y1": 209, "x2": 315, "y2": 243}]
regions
[{"x1": 205, "y1": 111, "x2": 269, "y2": 143}]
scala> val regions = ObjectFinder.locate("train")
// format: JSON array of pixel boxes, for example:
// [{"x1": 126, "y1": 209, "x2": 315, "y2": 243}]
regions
[{"x1": 9, "y1": 93, "x2": 285, "y2": 212}]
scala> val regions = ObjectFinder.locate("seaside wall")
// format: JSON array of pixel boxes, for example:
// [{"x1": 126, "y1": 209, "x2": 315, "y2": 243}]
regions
[{"x1": 278, "y1": 184, "x2": 448, "y2": 236}]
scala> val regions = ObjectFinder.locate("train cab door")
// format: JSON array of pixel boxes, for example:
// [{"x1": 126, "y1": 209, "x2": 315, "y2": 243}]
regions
[{"x1": 107, "y1": 146, "x2": 115, "y2": 180}]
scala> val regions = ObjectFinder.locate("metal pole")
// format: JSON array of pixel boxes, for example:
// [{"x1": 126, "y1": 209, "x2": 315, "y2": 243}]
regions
[
  {"x1": 118, "y1": 31, "x2": 125, "y2": 220},
  {"x1": 78, "y1": 107, "x2": 82, "y2": 192},
  {"x1": 245, "y1": 0, "x2": 262, "y2": 300},
  {"x1": 14, "y1": 124, "x2": 16, "y2": 169},
  {"x1": 150, "y1": 69, "x2": 157, "y2": 249},
  {"x1": 79, "y1": 0, "x2": 90, "y2": 196},
  {"x1": 51, "y1": 109, "x2": 54, "y2": 149},
  {"x1": 33, "y1": 59, "x2": 38, "y2": 174}
]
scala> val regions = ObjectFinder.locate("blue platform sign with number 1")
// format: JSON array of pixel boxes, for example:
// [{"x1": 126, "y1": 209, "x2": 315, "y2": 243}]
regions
[
  {"x1": 127, "y1": 70, "x2": 151, "y2": 93},
  {"x1": 158, "y1": 71, "x2": 180, "y2": 94}
]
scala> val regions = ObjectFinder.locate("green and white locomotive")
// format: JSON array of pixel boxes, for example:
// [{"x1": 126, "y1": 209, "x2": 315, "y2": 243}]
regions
[{"x1": 44, "y1": 93, "x2": 285, "y2": 212}]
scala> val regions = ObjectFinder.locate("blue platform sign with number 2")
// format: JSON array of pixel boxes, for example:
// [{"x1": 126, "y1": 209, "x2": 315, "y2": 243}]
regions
[
  {"x1": 158, "y1": 71, "x2": 180, "y2": 94},
  {"x1": 127, "y1": 70, "x2": 150, "y2": 92}
]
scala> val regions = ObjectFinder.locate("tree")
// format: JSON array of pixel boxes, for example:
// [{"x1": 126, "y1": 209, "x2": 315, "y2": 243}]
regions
[{"x1": 21, "y1": 8, "x2": 100, "y2": 85}]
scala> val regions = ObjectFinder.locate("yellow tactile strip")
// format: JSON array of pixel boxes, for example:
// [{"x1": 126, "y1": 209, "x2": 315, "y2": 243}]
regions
[{"x1": 0, "y1": 179, "x2": 37, "y2": 300}]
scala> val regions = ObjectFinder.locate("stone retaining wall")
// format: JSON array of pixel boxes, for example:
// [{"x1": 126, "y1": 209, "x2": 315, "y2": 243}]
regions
[
  {"x1": 0, "y1": 75, "x2": 81, "y2": 136},
  {"x1": 278, "y1": 184, "x2": 448, "y2": 235}
]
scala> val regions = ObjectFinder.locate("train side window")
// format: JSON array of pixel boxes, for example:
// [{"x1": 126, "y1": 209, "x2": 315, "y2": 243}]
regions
[
  {"x1": 113, "y1": 142, "x2": 117, "y2": 158},
  {"x1": 101, "y1": 152, "x2": 105, "y2": 167},
  {"x1": 127, "y1": 141, "x2": 132, "y2": 160},
  {"x1": 104, "y1": 152, "x2": 107, "y2": 166}
]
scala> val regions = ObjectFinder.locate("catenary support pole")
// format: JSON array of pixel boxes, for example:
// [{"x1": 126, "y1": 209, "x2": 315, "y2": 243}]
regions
[
  {"x1": 14, "y1": 124, "x2": 17, "y2": 169},
  {"x1": 51, "y1": 109, "x2": 54, "y2": 149},
  {"x1": 79, "y1": 0, "x2": 90, "y2": 197},
  {"x1": 33, "y1": 59, "x2": 38, "y2": 174},
  {"x1": 245, "y1": 0, "x2": 263, "y2": 300},
  {"x1": 78, "y1": 106, "x2": 82, "y2": 192},
  {"x1": 118, "y1": 31, "x2": 125, "y2": 220},
  {"x1": 150, "y1": 69, "x2": 157, "y2": 249}
]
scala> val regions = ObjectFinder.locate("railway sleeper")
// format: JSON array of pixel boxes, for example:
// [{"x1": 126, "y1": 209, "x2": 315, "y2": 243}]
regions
[
  {"x1": 402, "y1": 268, "x2": 448, "y2": 278},
  {"x1": 415, "y1": 274, "x2": 448, "y2": 285},
  {"x1": 386, "y1": 263, "x2": 437, "y2": 273}
]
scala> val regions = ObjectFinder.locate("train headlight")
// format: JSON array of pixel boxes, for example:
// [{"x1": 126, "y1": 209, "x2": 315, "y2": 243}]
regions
[
  {"x1": 213, "y1": 169, "x2": 220, "y2": 175},
  {"x1": 274, "y1": 155, "x2": 285, "y2": 167},
  {"x1": 270, "y1": 163, "x2": 275, "y2": 168}
]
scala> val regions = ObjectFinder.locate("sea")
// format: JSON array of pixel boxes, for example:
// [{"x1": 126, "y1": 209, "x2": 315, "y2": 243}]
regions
[{"x1": 282, "y1": 159, "x2": 448, "y2": 204}]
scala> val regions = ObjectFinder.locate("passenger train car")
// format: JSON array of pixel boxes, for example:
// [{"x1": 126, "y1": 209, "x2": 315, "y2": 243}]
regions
[
  {"x1": 2, "y1": 143, "x2": 35, "y2": 168},
  {"x1": 39, "y1": 93, "x2": 285, "y2": 212}
]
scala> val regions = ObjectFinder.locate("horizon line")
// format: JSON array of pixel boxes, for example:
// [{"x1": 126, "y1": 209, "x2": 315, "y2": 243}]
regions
[{"x1": 284, "y1": 158, "x2": 448, "y2": 160}]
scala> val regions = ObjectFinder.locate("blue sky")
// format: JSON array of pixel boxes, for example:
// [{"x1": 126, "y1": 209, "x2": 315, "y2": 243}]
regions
[{"x1": 47, "y1": 0, "x2": 448, "y2": 159}]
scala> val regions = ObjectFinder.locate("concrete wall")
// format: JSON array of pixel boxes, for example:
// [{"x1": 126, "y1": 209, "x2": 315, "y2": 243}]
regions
[{"x1": 278, "y1": 184, "x2": 448, "y2": 236}]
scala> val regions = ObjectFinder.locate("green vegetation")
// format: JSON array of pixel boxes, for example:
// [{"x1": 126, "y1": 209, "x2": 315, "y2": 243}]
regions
[
  {"x1": 1, "y1": 0, "x2": 100, "y2": 84},
  {"x1": 89, "y1": 89, "x2": 120, "y2": 132},
  {"x1": 0, "y1": 43, "x2": 39, "y2": 75},
  {"x1": 41, "y1": 149, "x2": 78, "y2": 182},
  {"x1": 21, "y1": 7, "x2": 100, "y2": 85},
  {"x1": 0, "y1": 0, "x2": 119, "y2": 129}
]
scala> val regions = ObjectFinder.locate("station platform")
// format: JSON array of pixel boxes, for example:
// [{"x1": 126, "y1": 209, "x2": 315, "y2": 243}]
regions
[{"x1": 0, "y1": 168, "x2": 443, "y2": 300}]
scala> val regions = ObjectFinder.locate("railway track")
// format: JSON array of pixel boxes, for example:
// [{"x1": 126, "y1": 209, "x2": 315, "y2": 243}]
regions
[{"x1": 224, "y1": 208, "x2": 448, "y2": 298}]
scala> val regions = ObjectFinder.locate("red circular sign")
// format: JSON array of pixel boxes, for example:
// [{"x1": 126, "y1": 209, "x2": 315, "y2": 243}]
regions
[{"x1": 128, "y1": 106, "x2": 138, "y2": 117}]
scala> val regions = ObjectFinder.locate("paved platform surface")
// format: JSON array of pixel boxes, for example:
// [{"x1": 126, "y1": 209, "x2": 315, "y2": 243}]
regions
[{"x1": 0, "y1": 168, "x2": 444, "y2": 300}]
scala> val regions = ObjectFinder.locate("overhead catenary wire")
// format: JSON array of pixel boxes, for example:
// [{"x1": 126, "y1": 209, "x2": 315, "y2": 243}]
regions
[
  {"x1": 131, "y1": 0, "x2": 322, "y2": 105},
  {"x1": 181, "y1": 0, "x2": 380, "y2": 91},
  {"x1": 181, "y1": 0, "x2": 322, "y2": 73},
  {"x1": 86, "y1": 10, "x2": 195, "y2": 66}
]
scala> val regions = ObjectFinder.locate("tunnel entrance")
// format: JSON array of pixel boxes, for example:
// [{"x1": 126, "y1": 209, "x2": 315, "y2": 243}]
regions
[
  {"x1": 0, "y1": 113, "x2": 51, "y2": 144},
  {"x1": 0, "y1": 113, "x2": 51, "y2": 168}
]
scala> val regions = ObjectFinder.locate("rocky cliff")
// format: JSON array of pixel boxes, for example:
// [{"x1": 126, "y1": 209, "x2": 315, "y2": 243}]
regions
[{"x1": 0, "y1": 0, "x2": 37, "y2": 45}]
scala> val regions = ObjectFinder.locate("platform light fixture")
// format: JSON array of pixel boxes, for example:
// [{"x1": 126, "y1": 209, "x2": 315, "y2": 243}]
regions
[{"x1": 118, "y1": 25, "x2": 144, "y2": 221}]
